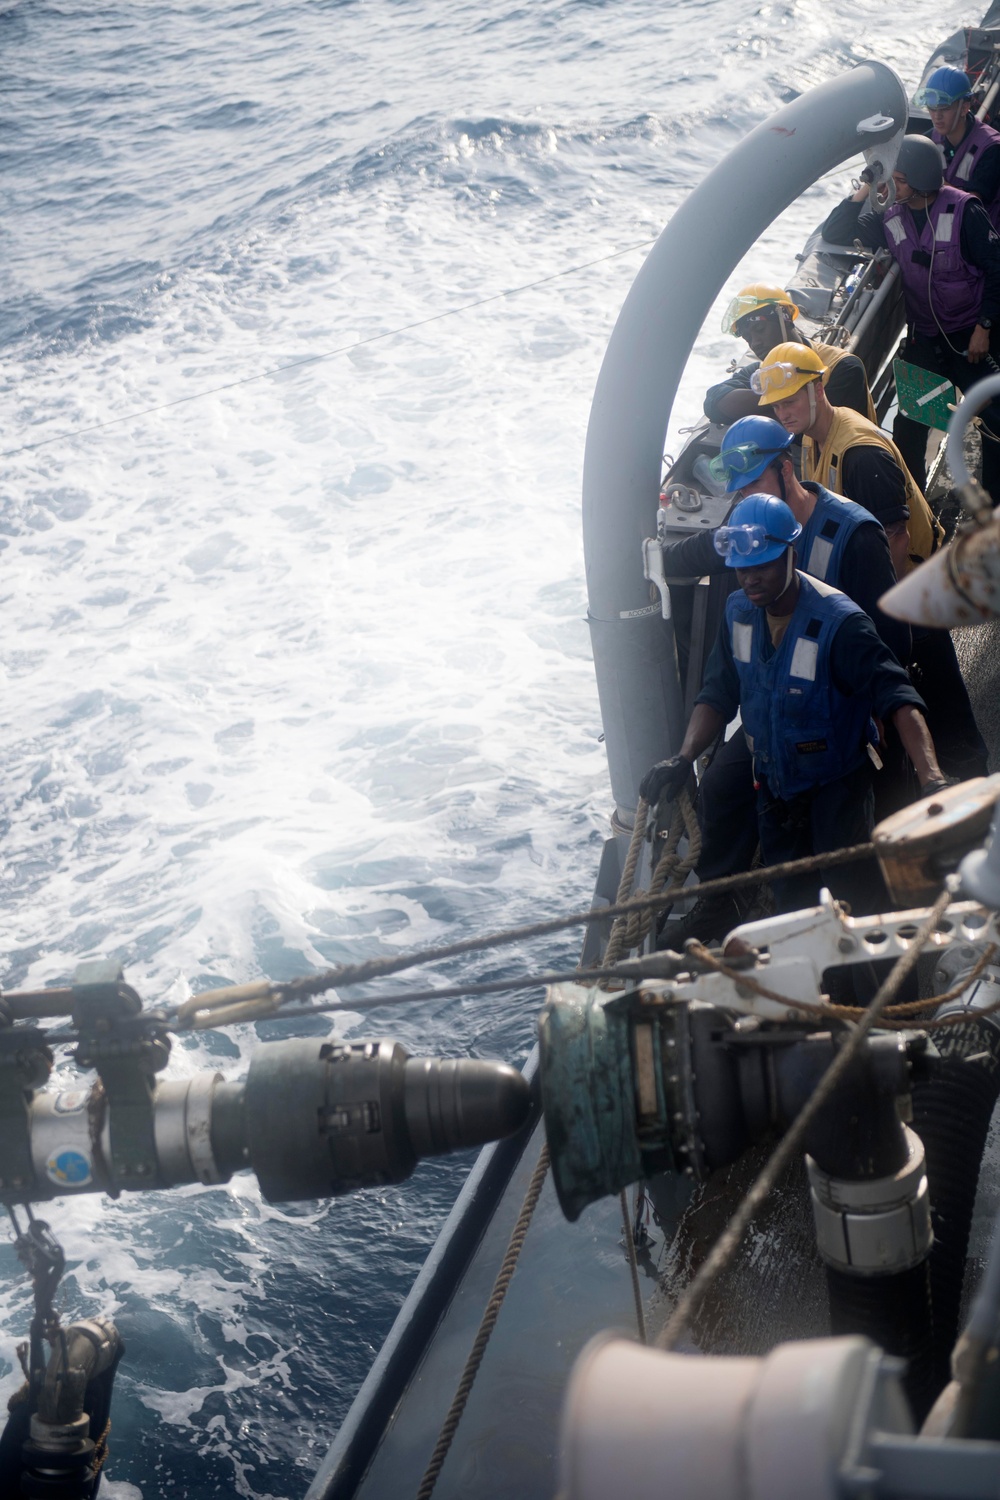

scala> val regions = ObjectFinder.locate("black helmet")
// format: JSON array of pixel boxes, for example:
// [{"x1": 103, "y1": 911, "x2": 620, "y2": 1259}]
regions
[{"x1": 894, "y1": 135, "x2": 945, "y2": 194}]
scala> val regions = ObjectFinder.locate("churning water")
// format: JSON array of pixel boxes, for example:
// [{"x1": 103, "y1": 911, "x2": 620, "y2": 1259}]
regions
[{"x1": 0, "y1": 0, "x2": 977, "y2": 1492}]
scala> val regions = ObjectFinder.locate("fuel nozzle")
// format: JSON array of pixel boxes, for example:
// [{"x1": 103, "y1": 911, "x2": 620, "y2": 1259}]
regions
[
  {"x1": 10, "y1": 1036, "x2": 531, "y2": 1206},
  {"x1": 221, "y1": 1037, "x2": 532, "y2": 1202}
]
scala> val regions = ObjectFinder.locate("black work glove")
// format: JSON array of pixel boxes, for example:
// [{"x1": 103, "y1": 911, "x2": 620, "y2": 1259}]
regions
[
  {"x1": 639, "y1": 755, "x2": 692, "y2": 805},
  {"x1": 918, "y1": 775, "x2": 955, "y2": 798}
]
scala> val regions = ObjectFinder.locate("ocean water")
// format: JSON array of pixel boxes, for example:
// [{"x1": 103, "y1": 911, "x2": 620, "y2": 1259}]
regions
[{"x1": 0, "y1": 0, "x2": 979, "y2": 1493}]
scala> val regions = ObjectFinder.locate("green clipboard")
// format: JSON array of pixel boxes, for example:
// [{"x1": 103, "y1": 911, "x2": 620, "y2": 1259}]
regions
[{"x1": 892, "y1": 358, "x2": 958, "y2": 430}]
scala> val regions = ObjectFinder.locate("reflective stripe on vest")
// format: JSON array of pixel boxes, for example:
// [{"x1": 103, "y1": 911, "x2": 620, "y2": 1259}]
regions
[{"x1": 732, "y1": 621, "x2": 753, "y2": 662}]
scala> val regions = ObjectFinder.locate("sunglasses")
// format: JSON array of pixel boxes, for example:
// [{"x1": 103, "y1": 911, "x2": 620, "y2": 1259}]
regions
[{"x1": 734, "y1": 310, "x2": 778, "y2": 335}]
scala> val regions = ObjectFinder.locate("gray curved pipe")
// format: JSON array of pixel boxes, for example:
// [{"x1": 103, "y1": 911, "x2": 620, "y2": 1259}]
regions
[{"x1": 583, "y1": 62, "x2": 908, "y2": 824}]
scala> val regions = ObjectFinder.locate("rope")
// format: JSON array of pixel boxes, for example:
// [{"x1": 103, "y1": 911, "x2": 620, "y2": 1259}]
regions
[
  {"x1": 620, "y1": 1188, "x2": 647, "y2": 1345},
  {"x1": 175, "y1": 817, "x2": 856, "y2": 1027},
  {"x1": 92, "y1": 1417, "x2": 112, "y2": 1475},
  {"x1": 604, "y1": 792, "x2": 701, "y2": 965},
  {"x1": 62, "y1": 918, "x2": 994, "y2": 1035},
  {"x1": 602, "y1": 796, "x2": 653, "y2": 969},
  {"x1": 654, "y1": 885, "x2": 954, "y2": 1352},
  {"x1": 415, "y1": 1144, "x2": 551, "y2": 1500}
]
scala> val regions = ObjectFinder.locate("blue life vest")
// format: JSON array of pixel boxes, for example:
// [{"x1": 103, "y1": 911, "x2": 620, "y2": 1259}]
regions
[
  {"x1": 797, "y1": 485, "x2": 878, "y2": 587},
  {"x1": 727, "y1": 571, "x2": 873, "y2": 800}
]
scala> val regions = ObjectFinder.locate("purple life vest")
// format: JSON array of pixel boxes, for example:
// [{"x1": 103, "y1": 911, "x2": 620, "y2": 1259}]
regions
[
  {"x1": 883, "y1": 185, "x2": 984, "y2": 336},
  {"x1": 933, "y1": 115, "x2": 1000, "y2": 228}
]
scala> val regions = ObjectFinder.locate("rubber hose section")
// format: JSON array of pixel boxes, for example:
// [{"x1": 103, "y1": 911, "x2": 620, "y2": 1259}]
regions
[
  {"x1": 912, "y1": 1018, "x2": 1000, "y2": 1399},
  {"x1": 827, "y1": 1262, "x2": 936, "y2": 1420}
]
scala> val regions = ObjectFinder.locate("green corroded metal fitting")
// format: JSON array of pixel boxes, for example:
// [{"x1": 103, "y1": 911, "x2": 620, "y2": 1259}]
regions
[{"x1": 538, "y1": 984, "x2": 658, "y2": 1222}]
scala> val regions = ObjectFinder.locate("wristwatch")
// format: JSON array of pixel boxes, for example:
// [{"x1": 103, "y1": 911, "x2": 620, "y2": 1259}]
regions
[{"x1": 980, "y1": 318, "x2": 993, "y2": 331}]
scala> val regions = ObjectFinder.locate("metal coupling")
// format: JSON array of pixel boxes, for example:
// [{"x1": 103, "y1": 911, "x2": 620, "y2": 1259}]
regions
[
  {"x1": 807, "y1": 1126, "x2": 932, "y2": 1275},
  {"x1": 153, "y1": 1072, "x2": 227, "y2": 1186},
  {"x1": 28, "y1": 1412, "x2": 91, "y2": 1451}
]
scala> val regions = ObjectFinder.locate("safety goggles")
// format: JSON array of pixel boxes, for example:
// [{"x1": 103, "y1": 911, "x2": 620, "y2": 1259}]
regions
[
  {"x1": 707, "y1": 442, "x2": 786, "y2": 484},
  {"x1": 749, "y1": 361, "x2": 817, "y2": 397},
  {"x1": 914, "y1": 85, "x2": 969, "y2": 109},
  {"x1": 713, "y1": 523, "x2": 781, "y2": 560}
]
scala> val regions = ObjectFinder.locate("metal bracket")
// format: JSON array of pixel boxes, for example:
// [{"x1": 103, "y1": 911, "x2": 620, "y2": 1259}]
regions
[
  {"x1": 642, "y1": 536, "x2": 672, "y2": 619},
  {"x1": 0, "y1": 1029, "x2": 52, "y2": 1200},
  {"x1": 553, "y1": 891, "x2": 998, "y2": 1023},
  {"x1": 656, "y1": 891, "x2": 996, "y2": 1019},
  {"x1": 72, "y1": 961, "x2": 171, "y2": 1193}
]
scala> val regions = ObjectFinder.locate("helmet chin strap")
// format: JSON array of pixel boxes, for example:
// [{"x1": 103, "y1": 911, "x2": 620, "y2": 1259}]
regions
[
  {"x1": 807, "y1": 381, "x2": 817, "y2": 428},
  {"x1": 783, "y1": 545, "x2": 795, "y2": 592}
]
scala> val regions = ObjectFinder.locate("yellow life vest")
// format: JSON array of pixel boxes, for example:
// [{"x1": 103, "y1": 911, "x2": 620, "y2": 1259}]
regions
[
  {"x1": 802, "y1": 406, "x2": 944, "y2": 564},
  {"x1": 812, "y1": 340, "x2": 878, "y2": 424}
]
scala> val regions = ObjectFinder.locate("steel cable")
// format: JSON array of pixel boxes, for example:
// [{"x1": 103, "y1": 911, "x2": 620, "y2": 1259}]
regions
[{"x1": 169, "y1": 839, "x2": 878, "y2": 1026}]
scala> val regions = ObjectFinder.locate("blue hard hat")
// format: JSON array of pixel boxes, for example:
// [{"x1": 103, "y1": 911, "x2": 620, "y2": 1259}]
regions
[
  {"x1": 714, "y1": 493, "x2": 802, "y2": 569},
  {"x1": 709, "y1": 415, "x2": 794, "y2": 493},
  {"x1": 914, "y1": 66, "x2": 972, "y2": 109}
]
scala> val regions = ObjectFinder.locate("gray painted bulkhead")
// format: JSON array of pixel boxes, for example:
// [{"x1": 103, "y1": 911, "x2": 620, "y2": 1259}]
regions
[{"x1": 583, "y1": 61, "x2": 908, "y2": 827}]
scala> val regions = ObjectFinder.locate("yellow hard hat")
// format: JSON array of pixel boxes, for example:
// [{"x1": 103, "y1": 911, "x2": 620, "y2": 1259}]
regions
[
  {"x1": 751, "y1": 341, "x2": 828, "y2": 404},
  {"x1": 722, "y1": 283, "x2": 800, "y2": 337}
]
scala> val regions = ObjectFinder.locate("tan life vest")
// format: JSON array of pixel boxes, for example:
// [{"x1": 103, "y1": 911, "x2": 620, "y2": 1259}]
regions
[
  {"x1": 812, "y1": 340, "x2": 878, "y2": 423},
  {"x1": 801, "y1": 406, "x2": 944, "y2": 565}
]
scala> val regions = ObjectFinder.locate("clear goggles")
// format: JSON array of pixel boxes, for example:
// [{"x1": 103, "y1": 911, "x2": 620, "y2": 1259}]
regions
[
  {"x1": 708, "y1": 442, "x2": 786, "y2": 484},
  {"x1": 749, "y1": 361, "x2": 817, "y2": 397},
  {"x1": 721, "y1": 294, "x2": 791, "y2": 336},
  {"x1": 914, "y1": 85, "x2": 969, "y2": 109},
  {"x1": 713, "y1": 523, "x2": 782, "y2": 561}
]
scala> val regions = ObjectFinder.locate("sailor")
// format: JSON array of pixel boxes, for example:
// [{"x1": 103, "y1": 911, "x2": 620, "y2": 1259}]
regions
[
  {"x1": 752, "y1": 340, "x2": 943, "y2": 575},
  {"x1": 658, "y1": 416, "x2": 909, "y2": 944},
  {"x1": 666, "y1": 415, "x2": 909, "y2": 653},
  {"x1": 822, "y1": 134, "x2": 1000, "y2": 500},
  {"x1": 704, "y1": 283, "x2": 875, "y2": 426},
  {"x1": 754, "y1": 353, "x2": 987, "y2": 779},
  {"x1": 916, "y1": 67, "x2": 1000, "y2": 222},
  {"x1": 640, "y1": 496, "x2": 945, "y2": 918}
]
